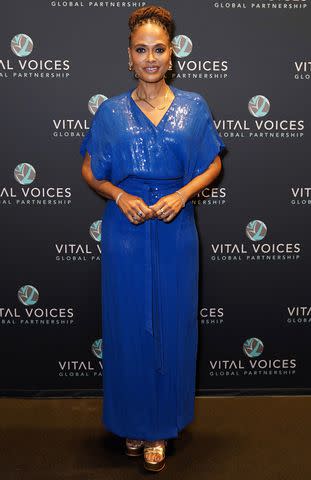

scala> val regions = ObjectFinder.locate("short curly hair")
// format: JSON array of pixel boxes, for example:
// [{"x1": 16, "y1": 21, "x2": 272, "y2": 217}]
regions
[{"x1": 128, "y1": 5, "x2": 175, "y2": 46}]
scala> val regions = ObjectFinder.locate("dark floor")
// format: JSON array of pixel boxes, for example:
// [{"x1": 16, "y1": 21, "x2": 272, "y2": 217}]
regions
[{"x1": 1, "y1": 396, "x2": 310, "y2": 479}]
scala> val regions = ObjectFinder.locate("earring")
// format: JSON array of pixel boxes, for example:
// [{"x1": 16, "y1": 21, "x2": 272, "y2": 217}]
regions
[
  {"x1": 164, "y1": 60, "x2": 173, "y2": 78},
  {"x1": 128, "y1": 60, "x2": 139, "y2": 78}
]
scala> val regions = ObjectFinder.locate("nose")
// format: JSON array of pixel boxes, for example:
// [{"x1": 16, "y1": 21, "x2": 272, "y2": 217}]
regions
[{"x1": 147, "y1": 51, "x2": 155, "y2": 62}]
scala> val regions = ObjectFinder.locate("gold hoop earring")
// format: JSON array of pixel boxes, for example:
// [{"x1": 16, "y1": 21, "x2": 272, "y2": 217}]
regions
[
  {"x1": 128, "y1": 60, "x2": 139, "y2": 78},
  {"x1": 164, "y1": 60, "x2": 173, "y2": 78}
]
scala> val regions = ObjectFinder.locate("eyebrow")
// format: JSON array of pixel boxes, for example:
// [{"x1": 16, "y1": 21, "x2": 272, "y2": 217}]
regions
[{"x1": 133, "y1": 43, "x2": 167, "y2": 47}]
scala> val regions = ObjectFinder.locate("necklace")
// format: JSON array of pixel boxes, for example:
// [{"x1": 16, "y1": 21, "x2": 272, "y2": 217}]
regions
[{"x1": 134, "y1": 85, "x2": 170, "y2": 111}]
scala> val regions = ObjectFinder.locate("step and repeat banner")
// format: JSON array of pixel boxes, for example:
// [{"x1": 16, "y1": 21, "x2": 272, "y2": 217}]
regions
[{"x1": 0, "y1": 1, "x2": 310, "y2": 396}]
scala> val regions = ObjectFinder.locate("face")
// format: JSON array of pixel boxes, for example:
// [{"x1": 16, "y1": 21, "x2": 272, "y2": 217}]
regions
[{"x1": 128, "y1": 22, "x2": 172, "y2": 83}]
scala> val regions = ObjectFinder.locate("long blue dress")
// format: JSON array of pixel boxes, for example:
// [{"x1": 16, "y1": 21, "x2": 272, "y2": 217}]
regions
[{"x1": 80, "y1": 85, "x2": 225, "y2": 441}]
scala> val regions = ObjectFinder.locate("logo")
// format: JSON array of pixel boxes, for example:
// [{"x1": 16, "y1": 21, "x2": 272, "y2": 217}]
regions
[
  {"x1": 14, "y1": 163, "x2": 36, "y2": 185},
  {"x1": 58, "y1": 339, "x2": 103, "y2": 378},
  {"x1": 213, "y1": 1, "x2": 307, "y2": 10},
  {"x1": 0, "y1": 33, "x2": 71, "y2": 80},
  {"x1": 50, "y1": 1, "x2": 148, "y2": 8},
  {"x1": 88, "y1": 94, "x2": 108, "y2": 115},
  {"x1": 171, "y1": 35, "x2": 193, "y2": 58},
  {"x1": 294, "y1": 60, "x2": 311, "y2": 80},
  {"x1": 192, "y1": 186, "x2": 227, "y2": 207},
  {"x1": 11, "y1": 34, "x2": 33, "y2": 57},
  {"x1": 54, "y1": 220, "x2": 102, "y2": 262},
  {"x1": 0, "y1": 286, "x2": 75, "y2": 326},
  {"x1": 248, "y1": 95, "x2": 270, "y2": 117},
  {"x1": 290, "y1": 187, "x2": 311, "y2": 206},
  {"x1": 220, "y1": 95, "x2": 304, "y2": 141},
  {"x1": 245, "y1": 220, "x2": 267, "y2": 241},
  {"x1": 208, "y1": 338, "x2": 297, "y2": 377},
  {"x1": 286, "y1": 306, "x2": 311, "y2": 326},
  {"x1": 200, "y1": 306, "x2": 224, "y2": 326},
  {"x1": 52, "y1": 93, "x2": 108, "y2": 139},
  {"x1": 18, "y1": 285, "x2": 39, "y2": 306},
  {"x1": 210, "y1": 219, "x2": 301, "y2": 262},
  {"x1": 92, "y1": 339, "x2": 102, "y2": 359},
  {"x1": 89, "y1": 221, "x2": 101, "y2": 242},
  {"x1": 171, "y1": 34, "x2": 228, "y2": 80},
  {"x1": 243, "y1": 338, "x2": 264, "y2": 358},
  {"x1": 0, "y1": 163, "x2": 72, "y2": 207}
]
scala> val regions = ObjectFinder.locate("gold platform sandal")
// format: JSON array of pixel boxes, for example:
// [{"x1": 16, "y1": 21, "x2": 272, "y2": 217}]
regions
[
  {"x1": 143, "y1": 440, "x2": 167, "y2": 472},
  {"x1": 125, "y1": 438, "x2": 144, "y2": 456}
]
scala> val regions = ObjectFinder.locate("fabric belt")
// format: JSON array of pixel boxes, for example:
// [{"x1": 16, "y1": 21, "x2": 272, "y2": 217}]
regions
[{"x1": 117, "y1": 175, "x2": 184, "y2": 376}]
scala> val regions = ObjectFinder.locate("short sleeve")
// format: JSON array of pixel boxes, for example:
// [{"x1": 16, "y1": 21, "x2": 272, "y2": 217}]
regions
[
  {"x1": 190, "y1": 97, "x2": 225, "y2": 180},
  {"x1": 80, "y1": 103, "x2": 112, "y2": 181}
]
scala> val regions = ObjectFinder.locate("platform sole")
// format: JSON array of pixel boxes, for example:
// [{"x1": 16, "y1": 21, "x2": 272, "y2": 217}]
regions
[
  {"x1": 125, "y1": 447, "x2": 144, "y2": 457},
  {"x1": 143, "y1": 459, "x2": 166, "y2": 472}
]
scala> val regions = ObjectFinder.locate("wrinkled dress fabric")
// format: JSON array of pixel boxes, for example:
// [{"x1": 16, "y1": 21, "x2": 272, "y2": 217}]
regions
[{"x1": 80, "y1": 86, "x2": 225, "y2": 441}]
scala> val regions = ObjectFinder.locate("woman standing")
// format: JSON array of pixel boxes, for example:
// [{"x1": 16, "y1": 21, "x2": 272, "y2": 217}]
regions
[{"x1": 81, "y1": 5, "x2": 225, "y2": 473}]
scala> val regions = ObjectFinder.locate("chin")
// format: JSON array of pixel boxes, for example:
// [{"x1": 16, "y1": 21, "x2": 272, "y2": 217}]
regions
[{"x1": 140, "y1": 73, "x2": 165, "y2": 82}]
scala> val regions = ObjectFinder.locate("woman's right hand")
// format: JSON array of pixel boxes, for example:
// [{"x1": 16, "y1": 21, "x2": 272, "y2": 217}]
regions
[{"x1": 116, "y1": 192, "x2": 154, "y2": 224}]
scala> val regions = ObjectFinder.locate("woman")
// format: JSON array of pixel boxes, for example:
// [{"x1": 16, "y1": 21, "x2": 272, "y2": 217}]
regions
[{"x1": 80, "y1": 5, "x2": 225, "y2": 473}]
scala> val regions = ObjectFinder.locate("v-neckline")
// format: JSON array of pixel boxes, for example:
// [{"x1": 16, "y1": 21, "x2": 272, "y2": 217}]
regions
[{"x1": 129, "y1": 85, "x2": 178, "y2": 129}]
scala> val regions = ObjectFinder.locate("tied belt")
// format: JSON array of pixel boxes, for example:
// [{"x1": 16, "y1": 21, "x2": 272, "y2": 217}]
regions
[{"x1": 117, "y1": 176, "x2": 185, "y2": 376}]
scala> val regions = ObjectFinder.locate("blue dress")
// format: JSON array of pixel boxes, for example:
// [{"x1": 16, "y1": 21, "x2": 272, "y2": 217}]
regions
[{"x1": 80, "y1": 85, "x2": 225, "y2": 441}]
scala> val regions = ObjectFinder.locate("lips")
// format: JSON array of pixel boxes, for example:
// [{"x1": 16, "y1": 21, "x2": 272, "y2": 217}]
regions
[{"x1": 144, "y1": 66, "x2": 159, "y2": 73}]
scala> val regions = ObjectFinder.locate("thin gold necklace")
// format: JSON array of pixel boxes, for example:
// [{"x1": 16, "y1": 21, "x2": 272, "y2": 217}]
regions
[{"x1": 134, "y1": 85, "x2": 170, "y2": 111}]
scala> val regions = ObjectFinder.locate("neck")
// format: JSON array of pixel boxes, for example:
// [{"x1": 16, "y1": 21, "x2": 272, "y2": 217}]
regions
[{"x1": 136, "y1": 79, "x2": 168, "y2": 99}]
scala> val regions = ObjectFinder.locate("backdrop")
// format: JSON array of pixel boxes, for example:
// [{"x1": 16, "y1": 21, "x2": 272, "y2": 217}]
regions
[{"x1": 1, "y1": 0, "x2": 310, "y2": 397}]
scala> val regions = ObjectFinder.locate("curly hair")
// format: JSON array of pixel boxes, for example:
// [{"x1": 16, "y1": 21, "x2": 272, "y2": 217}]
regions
[{"x1": 128, "y1": 5, "x2": 175, "y2": 45}]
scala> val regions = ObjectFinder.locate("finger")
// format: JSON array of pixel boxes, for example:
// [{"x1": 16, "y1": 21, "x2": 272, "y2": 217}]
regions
[
  {"x1": 157, "y1": 207, "x2": 170, "y2": 218},
  {"x1": 128, "y1": 206, "x2": 145, "y2": 223},
  {"x1": 163, "y1": 212, "x2": 176, "y2": 222},
  {"x1": 149, "y1": 203, "x2": 164, "y2": 216},
  {"x1": 126, "y1": 208, "x2": 143, "y2": 224},
  {"x1": 148, "y1": 201, "x2": 161, "y2": 210},
  {"x1": 143, "y1": 204, "x2": 156, "y2": 219},
  {"x1": 136, "y1": 200, "x2": 156, "y2": 220},
  {"x1": 130, "y1": 203, "x2": 154, "y2": 223},
  {"x1": 148, "y1": 206, "x2": 159, "y2": 219},
  {"x1": 159, "y1": 207, "x2": 170, "y2": 217},
  {"x1": 135, "y1": 201, "x2": 151, "y2": 219},
  {"x1": 148, "y1": 205, "x2": 158, "y2": 215},
  {"x1": 128, "y1": 213, "x2": 140, "y2": 224}
]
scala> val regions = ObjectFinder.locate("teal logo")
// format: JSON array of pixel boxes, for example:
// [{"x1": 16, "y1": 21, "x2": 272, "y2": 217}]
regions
[
  {"x1": 248, "y1": 95, "x2": 270, "y2": 117},
  {"x1": 88, "y1": 94, "x2": 108, "y2": 115},
  {"x1": 14, "y1": 163, "x2": 36, "y2": 185},
  {"x1": 92, "y1": 339, "x2": 102, "y2": 359},
  {"x1": 243, "y1": 338, "x2": 264, "y2": 358},
  {"x1": 90, "y1": 220, "x2": 101, "y2": 242},
  {"x1": 171, "y1": 35, "x2": 193, "y2": 58},
  {"x1": 18, "y1": 285, "x2": 39, "y2": 305},
  {"x1": 246, "y1": 220, "x2": 267, "y2": 241},
  {"x1": 11, "y1": 34, "x2": 33, "y2": 57}
]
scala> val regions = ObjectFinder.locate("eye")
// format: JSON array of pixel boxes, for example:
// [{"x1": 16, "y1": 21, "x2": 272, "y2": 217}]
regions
[{"x1": 135, "y1": 47, "x2": 166, "y2": 54}]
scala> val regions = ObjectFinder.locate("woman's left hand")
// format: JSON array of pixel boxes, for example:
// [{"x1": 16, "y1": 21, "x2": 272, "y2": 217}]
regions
[{"x1": 148, "y1": 192, "x2": 185, "y2": 222}]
